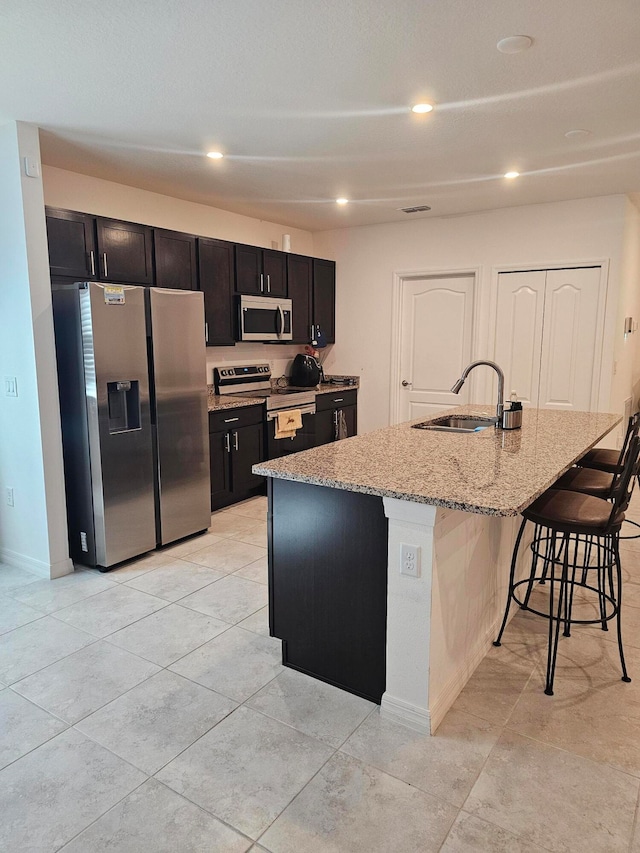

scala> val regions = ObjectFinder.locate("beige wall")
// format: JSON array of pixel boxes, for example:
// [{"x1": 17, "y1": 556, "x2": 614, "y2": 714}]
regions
[
  {"x1": 43, "y1": 165, "x2": 314, "y2": 252},
  {"x1": 314, "y1": 195, "x2": 630, "y2": 438},
  {"x1": 0, "y1": 123, "x2": 71, "y2": 577},
  {"x1": 620, "y1": 197, "x2": 640, "y2": 410}
]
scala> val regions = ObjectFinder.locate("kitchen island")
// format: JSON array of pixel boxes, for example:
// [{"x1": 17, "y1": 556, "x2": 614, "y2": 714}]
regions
[{"x1": 254, "y1": 405, "x2": 620, "y2": 734}]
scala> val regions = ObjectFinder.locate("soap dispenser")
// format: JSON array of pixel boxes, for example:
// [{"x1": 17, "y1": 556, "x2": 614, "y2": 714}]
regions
[{"x1": 502, "y1": 391, "x2": 523, "y2": 430}]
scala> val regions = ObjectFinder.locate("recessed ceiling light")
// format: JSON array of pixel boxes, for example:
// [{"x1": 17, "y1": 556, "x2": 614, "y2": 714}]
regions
[
  {"x1": 564, "y1": 129, "x2": 591, "y2": 139},
  {"x1": 206, "y1": 151, "x2": 224, "y2": 159},
  {"x1": 336, "y1": 198, "x2": 349, "y2": 205},
  {"x1": 411, "y1": 103, "x2": 433, "y2": 114},
  {"x1": 497, "y1": 35, "x2": 533, "y2": 54},
  {"x1": 504, "y1": 171, "x2": 520, "y2": 179}
]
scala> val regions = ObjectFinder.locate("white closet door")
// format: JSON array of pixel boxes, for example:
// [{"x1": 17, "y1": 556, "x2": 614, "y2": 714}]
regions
[
  {"x1": 398, "y1": 276, "x2": 475, "y2": 422},
  {"x1": 538, "y1": 267, "x2": 602, "y2": 411},
  {"x1": 494, "y1": 270, "x2": 546, "y2": 406}
]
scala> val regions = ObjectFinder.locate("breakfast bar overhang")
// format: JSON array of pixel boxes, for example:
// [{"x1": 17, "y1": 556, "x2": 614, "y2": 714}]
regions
[{"x1": 254, "y1": 406, "x2": 621, "y2": 734}]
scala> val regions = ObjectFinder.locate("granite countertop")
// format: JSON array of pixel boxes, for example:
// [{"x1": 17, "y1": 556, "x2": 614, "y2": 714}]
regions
[
  {"x1": 253, "y1": 404, "x2": 621, "y2": 517},
  {"x1": 207, "y1": 376, "x2": 359, "y2": 411}
]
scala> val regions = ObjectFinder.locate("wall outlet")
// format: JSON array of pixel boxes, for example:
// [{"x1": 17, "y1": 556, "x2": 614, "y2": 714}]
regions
[
  {"x1": 400, "y1": 543, "x2": 420, "y2": 577},
  {"x1": 6, "y1": 487, "x2": 14, "y2": 507}
]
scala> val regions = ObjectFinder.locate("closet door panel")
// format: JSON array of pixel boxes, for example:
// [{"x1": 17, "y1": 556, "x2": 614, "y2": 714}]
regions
[
  {"x1": 538, "y1": 267, "x2": 601, "y2": 411},
  {"x1": 495, "y1": 271, "x2": 546, "y2": 406}
]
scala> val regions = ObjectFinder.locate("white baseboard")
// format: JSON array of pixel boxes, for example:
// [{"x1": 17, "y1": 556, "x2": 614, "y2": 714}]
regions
[
  {"x1": 0, "y1": 546, "x2": 73, "y2": 579},
  {"x1": 382, "y1": 617, "x2": 509, "y2": 737},
  {"x1": 380, "y1": 693, "x2": 432, "y2": 734}
]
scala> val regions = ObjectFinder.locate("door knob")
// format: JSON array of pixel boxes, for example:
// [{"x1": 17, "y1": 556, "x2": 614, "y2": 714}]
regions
[{"x1": 402, "y1": 380, "x2": 412, "y2": 387}]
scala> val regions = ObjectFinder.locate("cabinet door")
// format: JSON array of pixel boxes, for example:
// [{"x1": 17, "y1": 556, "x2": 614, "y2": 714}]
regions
[
  {"x1": 96, "y1": 218, "x2": 154, "y2": 284},
  {"x1": 198, "y1": 238, "x2": 235, "y2": 346},
  {"x1": 231, "y1": 423, "x2": 264, "y2": 494},
  {"x1": 263, "y1": 250, "x2": 287, "y2": 297},
  {"x1": 314, "y1": 409, "x2": 336, "y2": 446},
  {"x1": 288, "y1": 254, "x2": 313, "y2": 343},
  {"x1": 313, "y1": 258, "x2": 336, "y2": 344},
  {"x1": 210, "y1": 432, "x2": 232, "y2": 509},
  {"x1": 154, "y1": 229, "x2": 197, "y2": 290},
  {"x1": 235, "y1": 244, "x2": 262, "y2": 294},
  {"x1": 342, "y1": 405, "x2": 357, "y2": 437},
  {"x1": 45, "y1": 208, "x2": 96, "y2": 279}
]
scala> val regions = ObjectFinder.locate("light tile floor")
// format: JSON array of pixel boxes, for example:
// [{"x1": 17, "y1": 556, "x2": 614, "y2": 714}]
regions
[{"x1": 2, "y1": 494, "x2": 640, "y2": 850}]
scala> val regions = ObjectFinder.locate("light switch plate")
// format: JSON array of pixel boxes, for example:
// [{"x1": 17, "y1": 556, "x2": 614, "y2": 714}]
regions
[{"x1": 4, "y1": 376, "x2": 18, "y2": 397}]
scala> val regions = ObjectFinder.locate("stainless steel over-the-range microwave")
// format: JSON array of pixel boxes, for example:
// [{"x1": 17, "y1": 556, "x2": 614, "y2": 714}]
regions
[{"x1": 238, "y1": 294, "x2": 293, "y2": 342}]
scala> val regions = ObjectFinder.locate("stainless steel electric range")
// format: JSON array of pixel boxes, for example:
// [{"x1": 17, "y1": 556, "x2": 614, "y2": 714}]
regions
[{"x1": 214, "y1": 364, "x2": 317, "y2": 458}]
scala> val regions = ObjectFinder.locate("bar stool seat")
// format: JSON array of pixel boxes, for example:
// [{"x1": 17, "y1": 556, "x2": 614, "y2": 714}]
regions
[
  {"x1": 524, "y1": 488, "x2": 624, "y2": 533},
  {"x1": 577, "y1": 447, "x2": 622, "y2": 474},
  {"x1": 552, "y1": 467, "x2": 614, "y2": 499}
]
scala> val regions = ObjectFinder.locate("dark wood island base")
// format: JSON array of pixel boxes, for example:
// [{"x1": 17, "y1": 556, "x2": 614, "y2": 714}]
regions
[{"x1": 267, "y1": 478, "x2": 389, "y2": 703}]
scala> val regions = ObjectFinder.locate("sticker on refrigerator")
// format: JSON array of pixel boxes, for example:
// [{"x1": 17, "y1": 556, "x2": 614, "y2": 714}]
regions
[{"x1": 104, "y1": 286, "x2": 125, "y2": 305}]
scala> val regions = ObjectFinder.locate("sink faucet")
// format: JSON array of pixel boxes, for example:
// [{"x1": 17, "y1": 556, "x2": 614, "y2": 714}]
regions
[{"x1": 450, "y1": 360, "x2": 505, "y2": 425}]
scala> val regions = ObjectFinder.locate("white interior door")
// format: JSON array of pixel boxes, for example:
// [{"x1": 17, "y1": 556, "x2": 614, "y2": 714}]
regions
[
  {"x1": 398, "y1": 276, "x2": 475, "y2": 422},
  {"x1": 495, "y1": 270, "x2": 546, "y2": 406},
  {"x1": 495, "y1": 266, "x2": 602, "y2": 412},
  {"x1": 538, "y1": 267, "x2": 602, "y2": 411}
]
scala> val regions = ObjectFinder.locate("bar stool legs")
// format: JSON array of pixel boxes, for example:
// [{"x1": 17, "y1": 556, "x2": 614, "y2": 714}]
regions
[{"x1": 493, "y1": 519, "x2": 631, "y2": 695}]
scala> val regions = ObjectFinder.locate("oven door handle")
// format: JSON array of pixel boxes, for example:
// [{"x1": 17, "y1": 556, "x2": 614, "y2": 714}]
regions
[{"x1": 267, "y1": 403, "x2": 316, "y2": 421}]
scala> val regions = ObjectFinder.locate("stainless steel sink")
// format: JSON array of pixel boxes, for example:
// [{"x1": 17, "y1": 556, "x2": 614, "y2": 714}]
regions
[{"x1": 412, "y1": 415, "x2": 497, "y2": 433}]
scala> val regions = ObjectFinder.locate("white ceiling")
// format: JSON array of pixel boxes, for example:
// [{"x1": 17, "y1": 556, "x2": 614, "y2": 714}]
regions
[{"x1": 1, "y1": 0, "x2": 639, "y2": 231}]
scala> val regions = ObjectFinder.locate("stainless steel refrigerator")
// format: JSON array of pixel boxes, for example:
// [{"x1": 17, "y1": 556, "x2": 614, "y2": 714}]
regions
[{"x1": 52, "y1": 281, "x2": 210, "y2": 570}]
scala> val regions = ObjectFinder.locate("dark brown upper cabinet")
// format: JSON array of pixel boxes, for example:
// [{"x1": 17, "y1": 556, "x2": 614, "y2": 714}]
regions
[
  {"x1": 45, "y1": 208, "x2": 97, "y2": 280},
  {"x1": 198, "y1": 237, "x2": 235, "y2": 346},
  {"x1": 235, "y1": 244, "x2": 287, "y2": 297},
  {"x1": 313, "y1": 258, "x2": 336, "y2": 344},
  {"x1": 287, "y1": 254, "x2": 313, "y2": 343},
  {"x1": 153, "y1": 229, "x2": 197, "y2": 290},
  {"x1": 95, "y1": 218, "x2": 153, "y2": 285}
]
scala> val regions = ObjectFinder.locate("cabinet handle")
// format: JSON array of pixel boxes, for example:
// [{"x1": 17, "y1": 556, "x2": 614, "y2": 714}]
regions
[
  {"x1": 267, "y1": 274, "x2": 271, "y2": 293},
  {"x1": 102, "y1": 253, "x2": 108, "y2": 278},
  {"x1": 205, "y1": 322, "x2": 209, "y2": 344},
  {"x1": 333, "y1": 398, "x2": 344, "y2": 403},
  {"x1": 225, "y1": 433, "x2": 231, "y2": 453},
  {"x1": 233, "y1": 431, "x2": 239, "y2": 451},
  {"x1": 224, "y1": 417, "x2": 239, "y2": 423},
  {"x1": 89, "y1": 250, "x2": 96, "y2": 276},
  {"x1": 260, "y1": 273, "x2": 264, "y2": 293}
]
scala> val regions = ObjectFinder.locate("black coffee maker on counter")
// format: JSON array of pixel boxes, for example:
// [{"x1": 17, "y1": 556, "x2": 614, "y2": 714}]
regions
[{"x1": 290, "y1": 354, "x2": 321, "y2": 387}]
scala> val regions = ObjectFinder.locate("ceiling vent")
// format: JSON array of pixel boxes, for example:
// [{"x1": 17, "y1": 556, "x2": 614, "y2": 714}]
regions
[{"x1": 398, "y1": 205, "x2": 431, "y2": 214}]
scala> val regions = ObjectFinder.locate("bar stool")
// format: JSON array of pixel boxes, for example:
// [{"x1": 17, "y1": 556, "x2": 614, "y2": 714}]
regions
[
  {"x1": 493, "y1": 435, "x2": 640, "y2": 695},
  {"x1": 577, "y1": 411, "x2": 639, "y2": 475},
  {"x1": 576, "y1": 412, "x2": 640, "y2": 539}
]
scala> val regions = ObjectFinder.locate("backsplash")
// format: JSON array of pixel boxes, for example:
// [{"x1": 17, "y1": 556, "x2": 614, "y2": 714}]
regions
[{"x1": 205, "y1": 342, "x2": 336, "y2": 385}]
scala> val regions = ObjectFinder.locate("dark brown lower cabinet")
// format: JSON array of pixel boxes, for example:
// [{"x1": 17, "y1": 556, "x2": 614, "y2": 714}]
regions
[
  {"x1": 209, "y1": 405, "x2": 265, "y2": 510},
  {"x1": 314, "y1": 390, "x2": 358, "y2": 446},
  {"x1": 268, "y1": 478, "x2": 388, "y2": 702}
]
